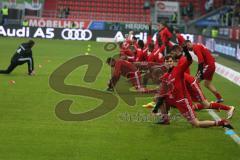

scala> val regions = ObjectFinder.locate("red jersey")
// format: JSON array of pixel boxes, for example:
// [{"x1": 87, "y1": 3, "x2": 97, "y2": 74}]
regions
[
  {"x1": 158, "y1": 27, "x2": 173, "y2": 47},
  {"x1": 176, "y1": 34, "x2": 185, "y2": 46},
  {"x1": 120, "y1": 48, "x2": 135, "y2": 62},
  {"x1": 109, "y1": 59, "x2": 143, "y2": 89},
  {"x1": 122, "y1": 40, "x2": 130, "y2": 49},
  {"x1": 184, "y1": 73, "x2": 195, "y2": 84},
  {"x1": 135, "y1": 47, "x2": 148, "y2": 62},
  {"x1": 184, "y1": 73, "x2": 206, "y2": 102},
  {"x1": 192, "y1": 43, "x2": 215, "y2": 65},
  {"x1": 147, "y1": 46, "x2": 165, "y2": 63},
  {"x1": 113, "y1": 59, "x2": 137, "y2": 78},
  {"x1": 161, "y1": 56, "x2": 192, "y2": 100}
]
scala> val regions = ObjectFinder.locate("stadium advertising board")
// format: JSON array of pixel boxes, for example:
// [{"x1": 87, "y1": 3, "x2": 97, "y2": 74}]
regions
[
  {"x1": 28, "y1": 17, "x2": 91, "y2": 29},
  {"x1": 219, "y1": 27, "x2": 240, "y2": 41},
  {"x1": 0, "y1": 26, "x2": 147, "y2": 41},
  {"x1": 0, "y1": 26, "x2": 94, "y2": 40}
]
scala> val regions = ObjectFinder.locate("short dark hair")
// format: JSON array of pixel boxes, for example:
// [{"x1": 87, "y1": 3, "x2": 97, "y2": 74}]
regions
[
  {"x1": 159, "y1": 21, "x2": 167, "y2": 27},
  {"x1": 28, "y1": 39, "x2": 35, "y2": 46},
  {"x1": 184, "y1": 40, "x2": 192, "y2": 43},
  {"x1": 138, "y1": 40, "x2": 144, "y2": 49},
  {"x1": 118, "y1": 42, "x2": 123, "y2": 47},
  {"x1": 148, "y1": 43, "x2": 154, "y2": 50},
  {"x1": 171, "y1": 45, "x2": 181, "y2": 52},
  {"x1": 174, "y1": 28, "x2": 180, "y2": 33},
  {"x1": 132, "y1": 36, "x2": 138, "y2": 40},
  {"x1": 183, "y1": 40, "x2": 192, "y2": 46},
  {"x1": 165, "y1": 55, "x2": 173, "y2": 61}
]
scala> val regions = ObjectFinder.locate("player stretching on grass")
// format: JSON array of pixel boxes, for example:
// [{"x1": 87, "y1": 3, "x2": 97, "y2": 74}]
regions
[
  {"x1": 184, "y1": 73, "x2": 235, "y2": 119},
  {"x1": 171, "y1": 45, "x2": 235, "y2": 119},
  {"x1": 106, "y1": 57, "x2": 143, "y2": 91},
  {"x1": 0, "y1": 40, "x2": 35, "y2": 75},
  {"x1": 152, "y1": 48, "x2": 233, "y2": 128},
  {"x1": 185, "y1": 40, "x2": 223, "y2": 103}
]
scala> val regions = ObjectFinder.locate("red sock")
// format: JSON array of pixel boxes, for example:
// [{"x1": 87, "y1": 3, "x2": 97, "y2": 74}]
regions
[
  {"x1": 210, "y1": 102, "x2": 230, "y2": 111},
  {"x1": 214, "y1": 92, "x2": 222, "y2": 99},
  {"x1": 193, "y1": 104, "x2": 204, "y2": 110}
]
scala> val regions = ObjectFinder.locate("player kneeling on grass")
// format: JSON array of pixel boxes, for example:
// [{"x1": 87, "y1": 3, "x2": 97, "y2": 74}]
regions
[
  {"x1": 0, "y1": 40, "x2": 35, "y2": 76},
  {"x1": 106, "y1": 57, "x2": 144, "y2": 92},
  {"x1": 152, "y1": 48, "x2": 233, "y2": 129}
]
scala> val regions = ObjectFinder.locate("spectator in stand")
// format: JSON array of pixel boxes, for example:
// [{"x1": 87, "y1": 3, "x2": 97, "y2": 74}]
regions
[
  {"x1": 233, "y1": 3, "x2": 240, "y2": 26},
  {"x1": 64, "y1": 7, "x2": 70, "y2": 18},
  {"x1": 170, "y1": 12, "x2": 177, "y2": 23},
  {"x1": 58, "y1": 6, "x2": 65, "y2": 18},
  {"x1": 70, "y1": 21, "x2": 77, "y2": 28},
  {"x1": 211, "y1": 27, "x2": 218, "y2": 38},
  {"x1": 1, "y1": 5, "x2": 9, "y2": 25},
  {"x1": 225, "y1": 8, "x2": 234, "y2": 26},
  {"x1": 187, "y1": 2, "x2": 194, "y2": 19},
  {"x1": 22, "y1": 19, "x2": 29, "y2": 27},
  {"x1": 205, "y1": 0, "x2": 213, "y2": 12}
]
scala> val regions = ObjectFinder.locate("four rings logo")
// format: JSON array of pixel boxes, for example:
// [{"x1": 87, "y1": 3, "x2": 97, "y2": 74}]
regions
[{"x1": 61, "y1": 28, "x2": 93, "y2": 40}]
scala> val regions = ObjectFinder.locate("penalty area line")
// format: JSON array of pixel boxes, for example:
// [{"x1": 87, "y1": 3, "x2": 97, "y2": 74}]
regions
[{"x1": 208, "y1": 109, "x2": 240, "y2": 145}]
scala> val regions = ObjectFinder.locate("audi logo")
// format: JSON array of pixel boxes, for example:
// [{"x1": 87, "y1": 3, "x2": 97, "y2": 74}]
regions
[{"x1": 61, "y1": 28, "x2": 92, "y2": 40}]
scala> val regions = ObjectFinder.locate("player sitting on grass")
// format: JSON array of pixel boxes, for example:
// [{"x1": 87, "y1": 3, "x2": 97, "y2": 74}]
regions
[{"x1": 0, "y1": 40, "x2": 35, "y2": 76}]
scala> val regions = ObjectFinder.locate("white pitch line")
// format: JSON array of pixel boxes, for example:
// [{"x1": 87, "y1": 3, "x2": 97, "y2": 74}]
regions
[{"x1": 208, "y1": 109, "x2": 240, "y2": 145}]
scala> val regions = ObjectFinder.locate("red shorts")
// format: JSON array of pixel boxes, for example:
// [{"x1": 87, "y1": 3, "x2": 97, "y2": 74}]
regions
[
  {"x1": 186, "y1": 80, "x2": 206, "y2": 102},
  {"x1": 175, "y1": 98, "x2": 196, "y2": 122},
  {"x1": 203, "y1": 63, "x2": 215, "y2": 81},
  {"x1": 128, "y1": 71, "x2": 142, "y2": 89}
]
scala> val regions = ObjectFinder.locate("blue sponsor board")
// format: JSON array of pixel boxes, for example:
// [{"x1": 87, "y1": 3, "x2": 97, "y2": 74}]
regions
[{"x1": 89, "y1": 21, "x2": 105, "y2": 30}]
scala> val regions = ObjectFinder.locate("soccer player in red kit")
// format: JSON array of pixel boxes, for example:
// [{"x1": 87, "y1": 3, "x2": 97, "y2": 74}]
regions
[
  {"x1": 134, "y1": 40, "x2": 148, "y2": 62},
  {"x1": 147, "y1": 43, "x2": 165, "y2": 64},
  {"x1": 106, "y1": 57, "x2": 143, "y2": 91},
  {"x1": 119, "y1": 42, "x2": 135, "y2": 62},
  {"x1": 173, "y1": 28, "x2": 185, "y2": 47},
  {"x1": 184, "y1": 73, "x2": 235, "y2": 119},
  {"x1": 185, "y1": 40, "x2": 223, "y2": 103},
  {"x1": 156, "y1": 21, "x2": 173, "y2": 55},
  {"x1": 152, "y1": 48, "x2": 233, "y2": 128}
]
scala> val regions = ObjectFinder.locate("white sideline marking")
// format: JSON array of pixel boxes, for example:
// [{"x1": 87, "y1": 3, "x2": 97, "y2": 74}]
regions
[
  {"x1": 191, "y1": 52, "x2": 240, "y2": 144},
  {"x1": 208, "y1": 109, "x2": 240, "y2": 145}
]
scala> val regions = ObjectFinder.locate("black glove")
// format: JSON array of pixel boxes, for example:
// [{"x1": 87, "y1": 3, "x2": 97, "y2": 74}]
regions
[
  {"x1": 152, "y1": 97, "x2": 164, "y2": 114},
  {"x1": 197, "y1": 63, "x2": 204, "y2": 80},
  {"x1": 183, "y1": 46, "x2": 192, "y2": 61}
]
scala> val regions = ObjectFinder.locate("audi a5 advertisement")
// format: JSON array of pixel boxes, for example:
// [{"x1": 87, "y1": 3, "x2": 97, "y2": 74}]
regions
[
  {"x1": 0, "y1": 26, "x2": 129, "y2": 41},
  {"x1": 0, "y1": 25, "x2": 152, "y2": 42},
  {"x1": 0, "y1": 26, "x2": 94, "y2": 40}
]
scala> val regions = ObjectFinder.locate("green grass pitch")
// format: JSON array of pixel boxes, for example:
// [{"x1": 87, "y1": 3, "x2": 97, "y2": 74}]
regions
[{"x1": 0, "y1": 37, "x2": 240, "y2": 160}]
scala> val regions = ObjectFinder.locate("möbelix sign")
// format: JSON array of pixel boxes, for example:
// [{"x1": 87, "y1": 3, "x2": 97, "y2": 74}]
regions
[{"x1": 28, "y1": 17, "x2": 90, "y2": 28}]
